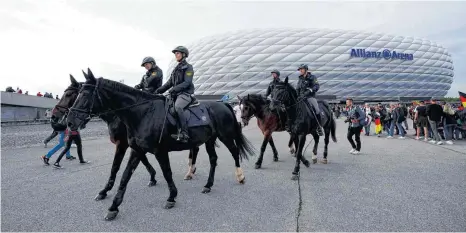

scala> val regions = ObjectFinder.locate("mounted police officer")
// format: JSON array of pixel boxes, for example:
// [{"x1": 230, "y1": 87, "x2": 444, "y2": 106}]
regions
[
  {"x1": 265, "y1": 69, "x2": 281, "y2": 98},
  {"x1": 296, "y1": 64, "x2": 324, "y2": 136},
  {"x1": 135, "y1": 56, "x2": 163, "y2": 93},
  {"x1": 155, "y1": 46, "x2": 194, "y2": 143}
]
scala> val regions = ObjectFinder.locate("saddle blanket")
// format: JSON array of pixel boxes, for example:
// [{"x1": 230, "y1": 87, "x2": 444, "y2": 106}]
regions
[{"x1": 167, "y1": 104, "x2": 211, "y2": 128}]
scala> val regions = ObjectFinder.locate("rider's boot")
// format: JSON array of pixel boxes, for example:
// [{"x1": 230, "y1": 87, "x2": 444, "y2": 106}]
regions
[
  {"x1": 171, "y1": 110, "x2": 190, "y2": 143},
  {"x1": 316, "y1": 113, "x2": 324, "y2": 136}
]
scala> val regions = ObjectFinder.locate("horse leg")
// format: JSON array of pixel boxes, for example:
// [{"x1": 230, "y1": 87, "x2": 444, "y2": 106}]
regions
[
  {"x1": 154, "y1": 150, "x2": 178, "y2": 209},
  {"x1": 312, "y1": 132, "x2": 320, "y2": 164},
  {"x1": 201, "y1": 138, "x2": 218, "y2": 193},
  {"x1": 268, "y1": 136, "x2": 279, "y2": 162},
  {"x1": 322, "y1": 128, "x2": 330, "y2": 164},
  {"x1": 255, "y1": 133, "x2": 270, "y2": 169},
  {"x1": 95, "y1": 140, "x2": 127, "y2": 201},
  {"x1": 139, "y1": 152, "x2": 157, "y2": 186},
  {"x1": 184, "y1": 147, "x2": 199, "y2": 180},
  {"x1": 105, "y1": 149, "x2": 141, "y2": 221},
  {"x1": 219, "y1": 136, "x2": 245, "y2": 184},
  {"x1": 288, "y1": 134, "x2": 296, "y2": 156},
  {"x1": 292, "y1": 134, "x2": 306, "y2": 180}
]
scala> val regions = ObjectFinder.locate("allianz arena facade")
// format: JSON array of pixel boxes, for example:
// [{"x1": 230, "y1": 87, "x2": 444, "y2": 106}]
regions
[{"x1": 167, "y1": 28, "x2": 454, "y2": 101}]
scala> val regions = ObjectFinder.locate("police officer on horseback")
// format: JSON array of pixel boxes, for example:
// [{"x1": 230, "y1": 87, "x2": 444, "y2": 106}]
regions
[
  {"x1": 155, "y1": 46, "x2": 194, "y2": 143},
  {"x1": 296, "y1": 64, "x2": 324, "y2": 136},
  {"x1": 135, "y1": 56, "x2": 163, "y2": 93},
  {"x1": 265, "y1": 69, "x2": 281, "y2": 98}
]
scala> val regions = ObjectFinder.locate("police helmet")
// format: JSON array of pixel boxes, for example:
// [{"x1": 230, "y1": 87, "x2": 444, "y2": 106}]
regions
[
  {"x1": 172, "y1": 46, "x2": 189, "y2": 57},
  {"x1": 141, "y1": 56, "x2": 156, "y2": 67},
  {"x1": 297, "y1": 64, "x2": 308, "y2": 71},
  {"x1": 271, "y1": 69, "x2": 280, "y2": 77}
]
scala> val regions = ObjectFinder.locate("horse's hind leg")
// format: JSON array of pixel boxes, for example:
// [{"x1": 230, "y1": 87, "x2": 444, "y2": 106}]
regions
[
  {"x1": 105, "y1": 149, "x2": 141, "y2": 221},
  {"x1": 185, "y1": 147, "x2": 199, "y2": 180},
  {"x1": 268, "y1": 136, "x2": 279, "y2": 162},
  {"x1": 312, "y1": 133, "x2": 320, "y2": 164},
  {"x1": 255, "y1": 134, "x2": 270, "y2": 169},
  {"x1": 95, "y1": 140, "x2": 127, "y2": 201},
  {"x1": 322, "y1": 128, "x2": 330, "y2": 164},
  {"x1": 139, "y1": 153, "x2": 157, "y2": 186},
  {"x1": 201, "y1": 139, "x2": 218, "y2": 193},
  {"x1": 219, "y1": 136, "x2": 245, "y2": 184}
]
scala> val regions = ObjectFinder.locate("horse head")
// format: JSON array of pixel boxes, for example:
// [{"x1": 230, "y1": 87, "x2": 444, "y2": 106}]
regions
[
  {"x1": 269, "y1": 77, "x2": 297, "y2": 112},
  {"x1": 50, "y1": 74, "x2": 82, "y2": 131}
]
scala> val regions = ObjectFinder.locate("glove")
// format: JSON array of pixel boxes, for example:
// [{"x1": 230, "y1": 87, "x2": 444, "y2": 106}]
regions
[{"x1": 134, "y1": 84, "x2": 141, "y2": 89}]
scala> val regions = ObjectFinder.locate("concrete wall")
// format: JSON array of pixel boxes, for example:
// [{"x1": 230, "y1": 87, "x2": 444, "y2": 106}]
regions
[{"x1": 1, "y1": 91, "x2": 58, "y2": 108}]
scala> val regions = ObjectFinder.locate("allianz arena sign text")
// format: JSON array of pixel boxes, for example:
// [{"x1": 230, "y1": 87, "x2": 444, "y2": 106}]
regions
[{"x1": 350, "y1": 48, "x2": 414, "y2": 60}]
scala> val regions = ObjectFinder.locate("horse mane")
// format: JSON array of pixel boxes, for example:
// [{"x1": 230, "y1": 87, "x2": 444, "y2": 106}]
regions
[
  {"x1": 243, "y1": 93, "x2": 267, "y2": 105},
  {"x1": 99, "y1": 78, "x2": 163, "y2": 101}
]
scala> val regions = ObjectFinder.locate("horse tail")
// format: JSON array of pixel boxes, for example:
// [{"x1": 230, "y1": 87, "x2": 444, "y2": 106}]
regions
[
  {"x1": 330, "y1": 111, "x2": 337, "y2": 143},
  {"x1": 224, "y1": 103, "x2": 256, "y2": 161}
]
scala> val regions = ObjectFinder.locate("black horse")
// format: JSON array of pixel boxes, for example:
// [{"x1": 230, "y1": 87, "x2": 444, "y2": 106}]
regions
[
  {"x1": 67, "y1": 69, "x2": 255, "y2": 221},
  {"x1": 237, "y1": 94, "x2": 296, "y2": 168},
  {"x1": 52, "y1": 76, "x2": 206, "y2": 202},
  {"x1": 52, "y1": 76, "x2": 158, "y2": 197},
  {"x1": 269, "y1": 77, "x2": 337, "y2": 180}
]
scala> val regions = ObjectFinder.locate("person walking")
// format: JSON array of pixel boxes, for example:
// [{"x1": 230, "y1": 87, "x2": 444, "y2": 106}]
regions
[
  {"x1": 345, "y1": 98, "x2": 366, "y2": 154},
  {"x1": 41, "y1": 130, "x2": 75, "y2": 165},
  {"x1": 443, "y1": 103, "x2": 457, "y2": 145},
  {"x1": 52, "y1": 128, "x2": 90, "y2": 168},
  {"x1": 426, "y1": 98, "x2": 444, "y2": 145}
]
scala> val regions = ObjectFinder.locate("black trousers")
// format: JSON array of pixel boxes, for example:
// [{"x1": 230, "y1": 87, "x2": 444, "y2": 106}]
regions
[
  {"x1": 55, "y1": 134, "x2": 83, "y2": 163},
  {"x1": 44, "y1": 130, "x2": 58, "y2": 144},
  {"x1": 347, "y1": 126, "x2": 363, "y2": 151}
]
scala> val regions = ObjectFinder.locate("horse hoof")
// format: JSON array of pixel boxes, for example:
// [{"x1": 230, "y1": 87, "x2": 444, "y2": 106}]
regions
[
  {"x1": 291, "y1": 174, "x2": 299, "y2": 180},
  {"x1": 254, "y1": 164, "x2": 261, "y2": 169},
  {"x1": 164, "y1": 201, "x2": 176, "y2": 209},
  {"x1": 239, "y1": 177, "x2": 245, "y2": 184},
  {"x1": 184, "y1": 174, "x2": 193, "y2": 180},
  {"x1": 104, "y1": 210, "x2": 119, "y2": 221},
  {"x1": 95, "y1": 194, "x2": 107, "y2": 201},
  {"x1": 303, "y1": 160, "x2": 310, "y2": 168},
  {"x1": 273, "y1": 157, "x2": 278, "y2": 162},
  {"x1": 312, "y1": 158, "x2": 317, "y2": 164},
  {"x1": 148, "y1": 180, "x2": 157, "y2": 187},
  {"x1": 321, "y1": 159, "x2": 328, "y2": 164},
  {"x1": 201, "y1": 187, "x2": 211, "y2": 193}
]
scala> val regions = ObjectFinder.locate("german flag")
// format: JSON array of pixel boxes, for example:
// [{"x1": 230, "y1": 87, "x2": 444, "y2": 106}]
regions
[
  {"x1": 375, "y1": 118, "x2": 382, "y2": 134},
  {"x1": 460, "y1": 91, "x2": 466, "y2": 107}
]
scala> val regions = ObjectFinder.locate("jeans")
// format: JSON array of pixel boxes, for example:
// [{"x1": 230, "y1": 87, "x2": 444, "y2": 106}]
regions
[
  {"x1": 45, "y1": 131, "x2": 71, "y2": 158},
  {"x1": 364, "y1": 122, "x2": 371, "y2": 136},
  {"x1": 347, "y1": 126, "x2": 363, "y2": 151},
  {"x1": 443, "y1": 124, "x2": 455, "y2": 141},
  {"x1": 428, "y1": 120, "x2": 442, "y2": 141},
  {"x1": 388, "y1": 120, "x2": 395, "y2": 136},
  {"x1": 55, "y1": 134, "x2": 83, "y2": 163},
  {"x1": 396, "y1": 121, "x2": 406, "y2": 137}
]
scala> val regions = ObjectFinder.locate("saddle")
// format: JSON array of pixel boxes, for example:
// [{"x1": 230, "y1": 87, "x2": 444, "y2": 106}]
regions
[
  {"x1": 303, "y1": 98, "x2": 330, "y2": 123},
  {"x1": 166, "y1": 95, "x2": 211, "y2": 128}
]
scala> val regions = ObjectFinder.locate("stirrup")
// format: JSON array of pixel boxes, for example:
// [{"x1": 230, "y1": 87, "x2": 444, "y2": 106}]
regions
[{"x1": 317, "y1": 127, "x2": 324, "y2": 136}]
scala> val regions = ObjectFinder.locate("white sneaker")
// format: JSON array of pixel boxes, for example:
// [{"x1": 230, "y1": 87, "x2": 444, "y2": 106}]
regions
[
  {"x1": 437, "y1": 141, "x2": 444, "y2": 145},
  {"x1": 387, "y1": 136, "x2": 393, "y2": 139},
  {"x1": 349, "y1": 149, "x2": 356, "y2": 154},
  {"x1": 415, "y1": 137, "x2": 420, "y2": 140},
  {"x1": 398, "y1": 136, "x2": 405, "y2": 139},
  {"x1": 429, "y1": 140, "x2": 436, "y2": 144},
  {"x1": 424, "y1": 138, "x2": 428, "y2": 142},
  {"x1": 352, "y1": 150, "x2": 360, "y2": 155},
  {"x1": 446, "y1": 140, "x2": 453, "y2": 145}
]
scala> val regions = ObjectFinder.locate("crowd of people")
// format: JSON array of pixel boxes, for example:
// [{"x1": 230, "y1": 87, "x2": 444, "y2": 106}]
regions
[
  {"x1": 333, "y1": 99, "x2": 465, "y2": 154},
  {"x1": 5, "y1": 86, "x2": 60, "y2": 99}
]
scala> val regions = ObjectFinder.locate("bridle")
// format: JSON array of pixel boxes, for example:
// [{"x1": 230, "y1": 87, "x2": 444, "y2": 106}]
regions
[
  {"x1": 52, "y1": 86, "x2": 81, "y2": 124},
  {"x1": 69, "y1": 79, "x2": 104, "y2": 123}
]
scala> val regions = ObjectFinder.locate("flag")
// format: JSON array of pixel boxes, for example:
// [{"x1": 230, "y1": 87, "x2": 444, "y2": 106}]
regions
[
  {"x1": 375, "y1": 118, "x2": 382, "y2": 134},
  {"x1": 459, "y1": 91, "x2": 466, "y2": 107}
]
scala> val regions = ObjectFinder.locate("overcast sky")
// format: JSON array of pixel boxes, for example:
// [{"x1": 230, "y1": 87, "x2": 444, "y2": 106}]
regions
[{"x1": 0, "y1": 0, "x2": 465, "y2": 97}]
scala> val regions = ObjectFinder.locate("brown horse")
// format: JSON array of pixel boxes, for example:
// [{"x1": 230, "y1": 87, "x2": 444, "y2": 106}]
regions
[{"x1": 238, "y1": 94, "x2": 298, "y2": 169}]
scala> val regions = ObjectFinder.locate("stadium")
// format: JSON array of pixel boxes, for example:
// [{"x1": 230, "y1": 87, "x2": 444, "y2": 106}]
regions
[{"x1": 166, "y1": 28, "x2": 454, "y2": 101}]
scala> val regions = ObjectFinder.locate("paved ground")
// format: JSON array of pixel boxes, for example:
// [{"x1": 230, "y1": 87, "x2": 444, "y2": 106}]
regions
[{"x1": 1, "y1": 119, "x2": 465, "y2": 232}]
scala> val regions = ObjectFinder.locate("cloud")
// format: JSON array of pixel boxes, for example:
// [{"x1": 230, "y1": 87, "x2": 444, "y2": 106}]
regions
[
  {"x1": 0, "y1": 0, "x2": 171, "y2": 96},
  {"x1": 1, "y1": 0, "x2": 465, "y2": 97}
]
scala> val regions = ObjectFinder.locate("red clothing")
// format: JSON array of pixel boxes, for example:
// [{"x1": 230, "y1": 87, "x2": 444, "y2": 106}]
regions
[
  {"x1": 65, "y1": 129, "x2": 80, "y2": 136},
  {"x1": 37, "y1": 92, "x2": 43, "y2": 97}
]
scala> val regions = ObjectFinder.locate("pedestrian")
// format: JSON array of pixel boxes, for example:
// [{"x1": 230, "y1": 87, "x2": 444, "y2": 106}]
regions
[
  {"x1": 41, "y1": 130, "x2": 75, "y2": 165},
  {"x1": 52, "y1": 128, "x2": 90, "y2": 168},
  {"x1": 426, "y1": 98, "x2": 444, "y2": 145},
  {"x1": 345, "y1": 98, "x2": 366, "y2": 154},
  {"x1": 443, "y1": 103, "x2": 457, "y2": 145}
]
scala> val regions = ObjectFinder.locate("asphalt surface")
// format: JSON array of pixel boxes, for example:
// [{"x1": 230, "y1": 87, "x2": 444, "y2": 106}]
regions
[{"x1": 1, "y1": 119, "x2": 466, "y2": 232}]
